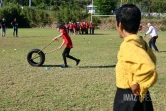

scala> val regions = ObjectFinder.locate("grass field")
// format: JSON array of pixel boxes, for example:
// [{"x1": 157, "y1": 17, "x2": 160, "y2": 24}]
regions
[{"x1": 0, "y1": 28, "x2": 166, "y2": 111}]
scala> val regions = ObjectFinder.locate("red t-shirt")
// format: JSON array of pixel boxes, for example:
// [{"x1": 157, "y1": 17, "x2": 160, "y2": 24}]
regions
[
  {"x1": 90, "y1": 22, "x2": 94, "y2": 28},
  {"x1": 80, "y1": 23, "x2": 85, "y2": 30},
  {"x1": 61, "y1": 29, "x2": 73, "y2": 48},
  {"x1": 68, "y1": 23, "x2": 73, "y2": 29},
  {"x1": 85, "y1": 22, "x2": 89, "y2": 28}
]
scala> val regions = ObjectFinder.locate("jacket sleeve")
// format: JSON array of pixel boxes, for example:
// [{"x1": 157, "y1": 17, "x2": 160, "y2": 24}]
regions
[{"x1": 121, "y1": 41, "x2": 158, "y2": 102}]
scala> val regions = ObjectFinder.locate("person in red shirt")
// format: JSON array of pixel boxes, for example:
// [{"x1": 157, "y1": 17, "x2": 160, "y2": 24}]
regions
[
  {"x1": 80, "y1": 22, "x2": 85, "y2": 34},
  {"x1": 52, "y1": 24, "x2": 80, "y2": 68},
  {"x1": 76, "y1": 22, "x2": 81, "y2": 34},
  {"x1": 90, "y1": 21, "x2": 94, "y2": 34},
  {"x1": 85, "y1": 22, "x2": 89, "y2": 34}
]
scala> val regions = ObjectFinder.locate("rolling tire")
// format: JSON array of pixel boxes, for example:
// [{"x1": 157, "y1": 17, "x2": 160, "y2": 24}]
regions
[{"x1": 27, "y1": 49, "x2": 45, "y2": 66}]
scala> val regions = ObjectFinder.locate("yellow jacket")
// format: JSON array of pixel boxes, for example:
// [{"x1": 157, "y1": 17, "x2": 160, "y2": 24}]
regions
[{"x1": 115, "y1": 34, "x2": 158, "y2": 102}]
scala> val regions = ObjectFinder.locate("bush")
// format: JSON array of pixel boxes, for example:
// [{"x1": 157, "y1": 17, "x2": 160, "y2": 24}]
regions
[
  {"x1": 54, "y1": 3, "x2": 89, "y2": 23},
  {"x1": 160, "y1": 27, "x2": 166, "y2": 31},
  {"x1": 162, "y1": 19, "x2": 166, "y2": 25},
  {"x1": 111, "y1": 25, "x2": 116, "y2": 30},
  {"x1": 0, "y1": 3, "x2": 53, "y2": 28}
]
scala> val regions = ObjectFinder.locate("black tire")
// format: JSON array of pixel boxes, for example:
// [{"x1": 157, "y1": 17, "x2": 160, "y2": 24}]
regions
[{"x1": 27, "y1": 49, "x2": 45, "y2": 66}]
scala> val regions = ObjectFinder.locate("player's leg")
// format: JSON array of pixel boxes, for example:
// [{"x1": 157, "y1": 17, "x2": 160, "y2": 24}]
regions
[
  {"x1": 151, "y1": 38, "x2": 159, "y2": 52},
  {"x1": 149, "y1": 39, "x2": 152, "y2": 49},
  {"x1": 65, "y1": 48, "x2": 80, "y2": 66},
  {"x1": 13, "y1": 28, "x2": 15, "y2": 37},
  {"x1": 62, "y1": 48, "x2": 68, "y2": 67},
  {"x1": 16, "y1": 28, "x2": 18, "y2": 37},
  {"x1": 2, "y1": 28, "x2": 6, "y2": 37}
]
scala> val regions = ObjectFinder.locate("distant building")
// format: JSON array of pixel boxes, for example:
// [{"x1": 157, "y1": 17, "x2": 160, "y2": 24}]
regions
[{"x1": 87, "y1": 4, "x2": 97, "y2": 14}]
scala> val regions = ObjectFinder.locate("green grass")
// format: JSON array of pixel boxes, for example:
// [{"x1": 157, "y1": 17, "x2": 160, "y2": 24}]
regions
[{"x1": 0, "y1": 28, "x2": 166, "y2": 111}]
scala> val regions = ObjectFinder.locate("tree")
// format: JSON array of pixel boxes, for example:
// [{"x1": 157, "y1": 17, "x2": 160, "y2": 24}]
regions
[
  {"x1": 150, "y1": 0, "x2": 166, "y2": 13},
  {"x1": 94, "y1": 0, "x2": 117, "y2": 15}
]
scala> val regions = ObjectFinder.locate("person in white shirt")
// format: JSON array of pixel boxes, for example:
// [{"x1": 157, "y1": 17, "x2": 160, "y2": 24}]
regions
[{"x1": 144, "y1": 23, "x2": 159, "y2": 52}]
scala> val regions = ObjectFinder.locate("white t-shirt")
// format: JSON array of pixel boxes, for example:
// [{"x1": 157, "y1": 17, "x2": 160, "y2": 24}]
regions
[{"x1": 146, "y1": 26, "x2": 158, "y2": 37}]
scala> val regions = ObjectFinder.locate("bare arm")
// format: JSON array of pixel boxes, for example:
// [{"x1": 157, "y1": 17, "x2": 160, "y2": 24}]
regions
[
  {"x1": 58, "y1": 39, "x2": 65, "y2": 49},
  {"x1": 52, "y1": 33, "x2": 63, "y2": 41}
]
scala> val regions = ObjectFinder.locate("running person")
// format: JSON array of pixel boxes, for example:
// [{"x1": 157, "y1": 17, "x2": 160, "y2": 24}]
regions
[
  {"x1": 144, "y1": 23, "x2": 159, "y2": 52},
  {"x1": 52, "y1": 24, "x2": 80, "y2": 68}
]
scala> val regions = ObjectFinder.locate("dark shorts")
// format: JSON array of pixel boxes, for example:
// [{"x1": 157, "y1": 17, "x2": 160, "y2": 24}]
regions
[{"x1": 113, "y1": 88, "x2": 154, "y2": 111}]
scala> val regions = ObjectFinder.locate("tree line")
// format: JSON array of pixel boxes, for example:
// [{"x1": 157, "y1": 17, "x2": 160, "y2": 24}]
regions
[
  {"x1": 1, "y1": 0, "x2": 166, "y2": 13},
  {"x1": 0, "y1": 0, "x2": 166, "y2": 28}
]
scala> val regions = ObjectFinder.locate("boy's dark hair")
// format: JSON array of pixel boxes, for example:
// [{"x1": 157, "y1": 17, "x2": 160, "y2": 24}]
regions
[
  {"x1": 116, "y1": 4, "x2": 141, "y2": 34},
  {"x1": 56, "y1": 23, "x2": 65, "y2": 29}
]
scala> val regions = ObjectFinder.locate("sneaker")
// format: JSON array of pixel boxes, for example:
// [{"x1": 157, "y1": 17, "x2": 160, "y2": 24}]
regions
[
  {"x1": 76, "y1": 59, "x2": 80, "y2": 66},
  {"x1": 61, "y1": 64, "x2": 68, "y2": 68}
]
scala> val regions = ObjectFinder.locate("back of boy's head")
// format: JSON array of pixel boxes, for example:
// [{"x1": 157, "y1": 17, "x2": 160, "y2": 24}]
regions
[
  {"x1": 116, "y1": 4, "x2": 141, "y2": 34},
  {"x1": 56, "y1": 23, "x2": 65, "y2": 29}
]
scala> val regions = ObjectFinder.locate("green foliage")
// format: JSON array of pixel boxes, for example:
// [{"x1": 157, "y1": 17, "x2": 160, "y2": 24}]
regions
[
  {"x1": 0, "y1": 4, "x2": 22, "y2": 26},
  {"x1": 20, "y1": 7, "x2": 52, "y2": 27},
  {"x1": 111, "y1": 25, "x2": 116, "y2": 30},
  {"x1": 1, "y1": 0, "x2": 92, "y2": 26},
  {"x1": 55, "y1": 2, "x2": 89, "y2": 23},
  {"x1": 151, "y1": 1, "x2": 166, "y2": 13},
  {"x1": 160, "y1": 27, "x2": 166, "y2": 31},
  {"x1": 94, "y1": 0, "x2": 117, "y2": 15},
  {"x1": 1, "y1": 0, "x2": 166, "y2": 27},
  {"x1": 0, "y1": 4, "x2": 53, "y2": 27},
  {"x1": 92, "y1": 17, "x2": 101, "y2": 27},
  {"x1": 115, "y1": 0, "x2": 166, "y2": 13},
  {"x1": 162, "y1": 19, "x2": 166, "y2": 25}
]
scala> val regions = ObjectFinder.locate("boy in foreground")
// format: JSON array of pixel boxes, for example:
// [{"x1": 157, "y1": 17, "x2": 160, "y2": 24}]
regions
[
  {"x1": 52, "y1": 24, "x2": 80, "y2": 68},
  {"x1": 113, "y1": 4, "x2": 158, "y2": 111}
]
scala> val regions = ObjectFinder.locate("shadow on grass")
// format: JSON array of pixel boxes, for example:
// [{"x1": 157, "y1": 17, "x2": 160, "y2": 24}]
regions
[
  {"x1": 159, "y1": 51, "x2": 166, "y2": 52},
  {"x1": 79, "y1": 33, "x2": 109, "y2": 35},
  {"x1": 39, "y1": 64, "x2": 116, "y2": 68},
  {"x1": 20, "y1": 36, "x2": 47, "y2": 38},
  {"x1": 40, "y1": 65, "x2": 61, "y2": 67},
  {"x1": 79, "y1": 65, "x2": 116, "y2": 68},
  {"x1": 90, "y1": 33, "x2": 110, "y2": 35}
]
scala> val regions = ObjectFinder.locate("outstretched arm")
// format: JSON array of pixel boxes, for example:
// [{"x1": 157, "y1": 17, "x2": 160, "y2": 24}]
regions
[
  {"x1": 52, "y1": 33, "x2": 63, "y2": 41},
  {"x1": 144, "y1": 26, "x2": 152, "y2": 37}
]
